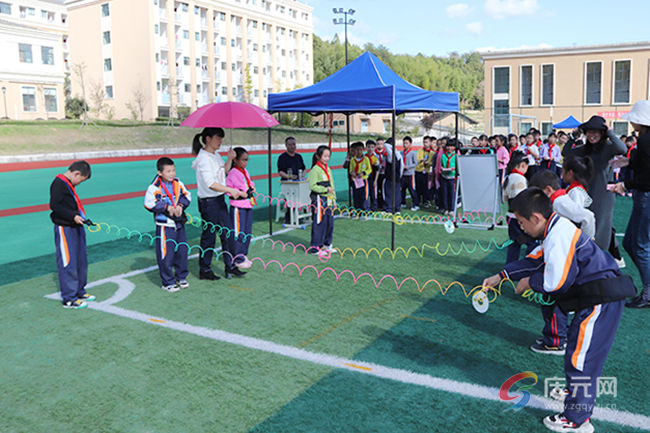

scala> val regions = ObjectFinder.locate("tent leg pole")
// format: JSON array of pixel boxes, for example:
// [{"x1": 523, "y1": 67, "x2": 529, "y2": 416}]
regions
[
  {"x1": 391, "y1": 110, "x2": 396, "y2": 251},
  {"x1": 346, "y1": 113, "x2": 351, "y2": 207},
  {"x1": 268, "y1": 127, "x2": 273, "y2": 236}
]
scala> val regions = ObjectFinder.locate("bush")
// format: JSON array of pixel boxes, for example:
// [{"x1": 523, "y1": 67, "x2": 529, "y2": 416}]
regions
[{"x1": 65, "y1": 97, "x2": 86, "y2": 119}]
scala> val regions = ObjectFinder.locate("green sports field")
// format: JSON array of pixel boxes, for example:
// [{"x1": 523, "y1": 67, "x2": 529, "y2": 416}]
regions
[{"x1": 1, "y1": 154, "x2": 648, "y2": 433}]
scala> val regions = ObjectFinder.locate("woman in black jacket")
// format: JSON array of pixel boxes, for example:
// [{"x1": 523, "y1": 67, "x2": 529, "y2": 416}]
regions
[{"x1": 562, "y1": 115, "x2": 626, "y2": 253}]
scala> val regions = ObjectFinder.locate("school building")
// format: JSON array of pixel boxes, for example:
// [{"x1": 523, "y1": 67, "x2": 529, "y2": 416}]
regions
[
  {"x1": 64, "y1": 0, "x2": 314, "y2": 121},
  {"x1": 481, "y1": 41, "x2": 650, "y2": 137},
  {"x1": 0, "y1": 0, "x2": 68, "y2": 120}
]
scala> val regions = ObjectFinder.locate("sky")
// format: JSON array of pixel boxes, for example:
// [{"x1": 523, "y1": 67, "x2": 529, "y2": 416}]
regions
[{"x1": 304, "y1": 0, "x2": 646, "y2": 57}]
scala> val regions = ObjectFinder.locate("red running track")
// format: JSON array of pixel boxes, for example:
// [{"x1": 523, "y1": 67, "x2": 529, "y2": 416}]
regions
[{"x1": 0, "y1": 166, "x2": 345, "y2": 217}]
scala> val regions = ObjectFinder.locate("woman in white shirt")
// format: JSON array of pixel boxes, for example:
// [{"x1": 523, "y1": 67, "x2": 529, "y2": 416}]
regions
[{"x1": 191, "y1": 127, "x2": 246, "y2": 280}]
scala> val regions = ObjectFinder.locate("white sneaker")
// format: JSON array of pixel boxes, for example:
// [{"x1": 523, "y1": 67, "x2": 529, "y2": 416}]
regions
[
  {"x1": 162, "y1": 284, "x2": 180, "y2": 293},
  {"x1": 615, "y1": 257, "x2": 626, "y2": 268},
  {"x1": 324, "y1": 244, "x2": 336, "y2": 253},
  {"x1": 177, "y1": 280, "x2": 189, "y2": 289},
  {"x1": 236, "y1": 259, "x2": 253, "y2": 269},
  {"x1": 543, "y1": 414, "x2": 594, "y2": 432},
  {"x1": 411, "y1": 206, "x2": 420, "y2": 211}
]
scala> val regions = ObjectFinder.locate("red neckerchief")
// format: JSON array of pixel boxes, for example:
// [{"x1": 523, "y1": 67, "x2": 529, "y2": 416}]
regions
[
  {"x1": 548, "y1": 143, "x2": 555, "y2": 159},
  {"x1": 627, "y1": 143, "x2": 637, "y2": 159},
  {"x1": 550, "y1": 189, "x2": 567, "y2": 204},
  {"x1": 511, "y1": 168, "x2": 525, "y2": 176},
  {"x1": 374, "y1": 149, "x2": 386, "y2": 164},
  {"x1": 234, "y1": 166, "x2": 256, "y2": 206},
  {"x1": 316, "y1": 161, "x2": 331, "y2": 182},
  {"x1": 56, "y1": 174, "x2": 86, "y2": 218},
  {"x1": 353, "y1": 156, "x2": 367, "y2": 174},
  {"x1": 444, "y1": 151, "x2": 455, "y2": 168},
  {"x1": 479, "y1": 148, "x2": 488, "y2": 154},
  {"x1": 403, "y1": 148, "x2": 413, "y2": 157},
  {"x1": 156, "y1": 176, "x2": 180, "y2": 206},
  {"x1": 566, "y1": 181, "x2": 586, "y2": 193}
]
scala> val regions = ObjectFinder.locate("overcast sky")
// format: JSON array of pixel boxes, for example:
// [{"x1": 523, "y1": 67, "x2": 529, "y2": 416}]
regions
[{"x1": 305, "y1": 0, "x2": 646, "y2": 56}]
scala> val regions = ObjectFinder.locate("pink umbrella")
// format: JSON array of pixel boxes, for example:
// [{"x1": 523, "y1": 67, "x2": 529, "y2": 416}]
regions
[{"x1": 180, "y1": 101, "x2": 279, "y2": 128}]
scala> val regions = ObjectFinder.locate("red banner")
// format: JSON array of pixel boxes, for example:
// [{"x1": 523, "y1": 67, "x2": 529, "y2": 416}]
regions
[{"x1": 597, "y1": 111, "x2": 629, "y2": 119}]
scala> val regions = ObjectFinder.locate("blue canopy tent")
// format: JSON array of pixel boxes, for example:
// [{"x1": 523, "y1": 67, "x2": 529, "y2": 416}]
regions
[
  {"x1": 553, "y1": 115, "x2": 581, "y2": 129},
  {"x1": 266, "y1": 52, "x2": 460, "y2": 249}
]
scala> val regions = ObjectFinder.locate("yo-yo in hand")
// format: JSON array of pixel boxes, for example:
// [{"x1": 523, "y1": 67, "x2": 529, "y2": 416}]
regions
[
  {"x1": 482, "y1": 273, "x2": 502, "y2": 292},
  {"x1": 82, "y1": 218, "x2": 97, "y2": 226}
]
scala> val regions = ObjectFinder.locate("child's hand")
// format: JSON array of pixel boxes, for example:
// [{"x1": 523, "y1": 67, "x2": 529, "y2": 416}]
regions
[
  {"x1": 175, "y1": 206, "x2": 183, "y2": 217},
  {"x1": 167, "y1": 205, "x2": 175, "y2": 214},
  {"x1": 482, "y1": 274, "x2": 502, "y2": 291},
  {"x1": 73, "y1": 215, "x2": 85, "y2": 225},
  {"x1": 515, "y1": 277, "x2": 531, "y2": 294},
  {"x1": 227, "y1": 149, "x2": 236, "y2": 160}
]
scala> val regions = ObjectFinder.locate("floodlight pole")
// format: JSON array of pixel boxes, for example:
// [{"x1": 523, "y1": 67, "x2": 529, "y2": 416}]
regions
[
  {"x1": 332, "y1": 8, "x2": 355, "y2": 65},
  {"x1": 267, "y1": 127, "x2": 273, "y2": 236},
  {"x1": 1, "y1": 87, "x2": 7, "y2": 119}
]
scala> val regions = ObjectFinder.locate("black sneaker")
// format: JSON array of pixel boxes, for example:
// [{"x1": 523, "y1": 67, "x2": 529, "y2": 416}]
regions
[
  {"x1": 530, "y1": 342, "x2": 566, "y2": 355},
  {"x1": 626, "y1": 296, "x2": 650, "y2": 308},
  {"x1": 199, "y1": 270, "x2": 221, "y2": 280},
  {"x1": 62, "y1": 299, "x2": 87, "y2": 309}
]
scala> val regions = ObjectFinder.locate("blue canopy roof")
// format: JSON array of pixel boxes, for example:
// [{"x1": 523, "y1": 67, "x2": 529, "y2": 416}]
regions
[
  {"x1": 553, "y1": 115, "x2": 581, "y2": 129},
  {"x1": 268, "y1": 51, "x2": 459, "y2": 114}
]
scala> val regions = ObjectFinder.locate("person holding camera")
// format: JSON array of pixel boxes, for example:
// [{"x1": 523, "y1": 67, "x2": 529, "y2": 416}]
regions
[{"x1": 226, "y1": 147, "x2": 257, "y2": 271}]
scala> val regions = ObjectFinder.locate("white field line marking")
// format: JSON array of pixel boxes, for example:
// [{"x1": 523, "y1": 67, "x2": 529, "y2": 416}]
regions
[{"x1": 44, "y1": 232, "x2": 649, "y2": 430}]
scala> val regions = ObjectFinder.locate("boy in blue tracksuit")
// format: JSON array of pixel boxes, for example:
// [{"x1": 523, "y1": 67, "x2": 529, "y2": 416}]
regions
[
  {"x1": 49, "y1": 160, "x2": 95, "y2": 309},
  {"x1": 144, "y1": 157, "x2": 192, "y2": 292},
  {"x1": 483, "y1": 187, "x2": 635, "y2": 433}
]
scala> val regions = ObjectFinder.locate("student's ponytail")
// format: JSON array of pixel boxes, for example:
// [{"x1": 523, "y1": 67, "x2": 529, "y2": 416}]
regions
[
  {"x1": 563, "y1": 155, "x2": 594, "y2": 187},
  {"x1": 312, "y1": 145, "x2": 330, "y2": 168},
  {"x1": 192, "y1": 133, "x2": 203, "y2": 155}
]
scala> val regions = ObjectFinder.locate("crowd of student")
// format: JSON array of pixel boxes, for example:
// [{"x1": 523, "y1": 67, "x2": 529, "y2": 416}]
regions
[{"x1": 48, "y1": 101, "x2": 650, "y2": 433}]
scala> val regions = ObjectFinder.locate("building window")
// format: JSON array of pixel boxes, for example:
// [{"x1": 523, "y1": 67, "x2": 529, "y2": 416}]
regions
[
  {"x1": 181, "y1": 3, "x2": 188, "y2": 12},
  {"x1": 220, "y1": 37, "x2": 226, "y2": 45},
  {"x1": 613, "y1": 121, "x2": 628, "y2": 136},
  {"x1": 194, "y1": 5, "x2": 199, "y2": 14},
  {"x1": 19, "y1": 44, "x2": 32, "y2": 63},
  {"x1": 254, "y1": 89, "x2": 259, "y2": 97},
  {"x1": 361, "y1": 119, "x2": 369, "y2": 133},
  {"x1": 195, "y1": 58, "x2": 200, "y2": 66},
  {"x1": 253, "y1": 43, "x2": 258, "y2": 51},
  {"x1": 103, "y1": 31, "x2": 111, "y2": 44},
  {"x1": 494, "y1": 99, "x2": 509, "y2": 127},
  {"x1": 231, "y1": 63, "x2": 235, "y2": 71},
  {"x1": 614, "y1": 60, "x2": 631, "y2": 104},
  {"x1": 104, "y1": 58, "x2": 112, "y2": 71},
  {"x1": 44, "y1": 88, "x2": 58, "y2": 112},
  {"x1": 105, "y1": 85, "x2": 113, "y2": 99},
  {"x1": 253, "y1": 66, "x2": 258, "y2": 74},
  {"x1": 520, "y1": 65, "x2": 532, "y2": 106},
  {"x1": 493, "y1": 67, "x2": 509, "y2": 94},
  {"x1": 585, "y1": 62, "x2": 601, "y2": 105},
  {"x1": 196, "y1": 84, "x2": 201, "y2": 92},
  {"x1": 101, "y1": 3, "x2": 109, "y2": 17},
  {"x1": 542, "y1": 64, "x2": 554, "y2": 105},
  {"x1": 154, "y1": 24, "x2": 159, "y2": 34},
  {"x1": 19, "y1": 6, "x2": 35, "y2": 17},
  {"x1": 0, "y1": 2, "x2": 11, "y2": 15},
  {"x1": 231, "y1": 39, "x2": 235, "y2": 47},
  {"x1": 157, "y1": 81, "x2": 161, "y2": 91},
  {"x1": 183, "y1": 57, "x2": 189, "y2": 65},
  {"x1": 22, "y1": 86, "x2": 36, "y2": 112},
  {"x1": 41, "y1": 46, "x2": 54, "y2": 65},
  {"x1": 221, "y1": 62, "x2": 226, "y2": 70},
  {"x1": 184, "y1": 83, "x2": 191, "y2": 92},
  {"x1": 541, "y1": 122, "x2": 553, "y2": 137},
  {"x1": 183, "y1": 30, "x2": 189, "y2": 39},
  {"x1": 222, "y1": 87, "x2": 227, "y2": 95},
  {"x1": 195, "y1": 32, "x2": 199, "y2": 41},
  {"x1": 220, "y1": 12, "x2": 226, "y2": 21},
  {"x1": 520, "y1": 122, "x2": 532, "y2": 135}
]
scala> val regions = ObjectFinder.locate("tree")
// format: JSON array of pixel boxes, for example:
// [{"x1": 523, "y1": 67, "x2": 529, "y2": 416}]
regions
[
  {"x1": 126, "y1": 87, "x2": 148, "y2": 122},
  {"x1": 243, "y1": 64, "x2": 253, "y2": 103},
  {"x1": 88, "y1": 81, "x2": 105, "y2": 117},
  {"x1": 71, "y1": 62, "x2": 90, "y2": 127}
]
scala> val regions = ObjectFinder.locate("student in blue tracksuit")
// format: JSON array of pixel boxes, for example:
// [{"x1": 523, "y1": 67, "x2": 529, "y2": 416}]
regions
[
  {"x1": 144, "y1": 157, "x2": 192, "y2": 292},
  {"x1": 49, "y1": 160, "x2": 96, "y2": 309},
  {"x1": 483, "y1": 187, "x2": 635, "y2": 433},
  {"x1": 308, "y1": 145, "x2": 336, "y2": 254}
]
